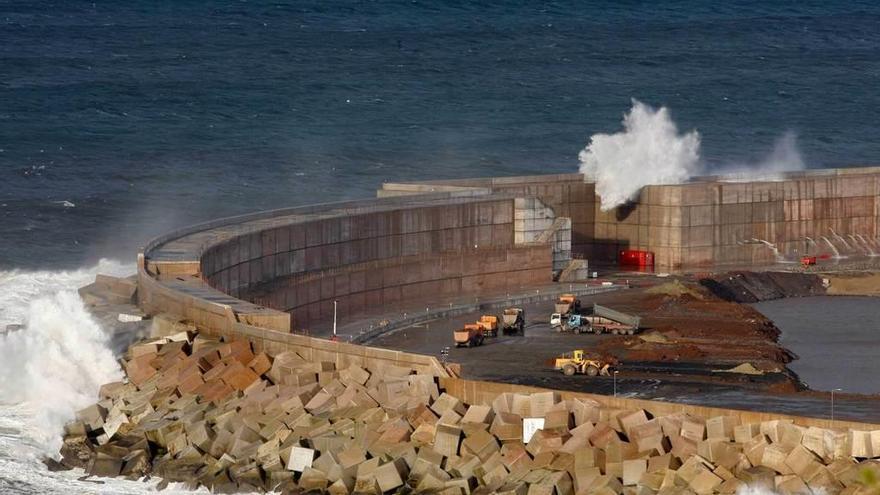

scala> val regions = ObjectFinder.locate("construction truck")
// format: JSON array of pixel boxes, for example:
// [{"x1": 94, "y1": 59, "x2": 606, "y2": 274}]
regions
[
  {"x1": 501, "y1": 308, "x2": 525, "y2": 336},
  {"x1": 454, "y1": 323, "x2": 485, "y2": 348},
  {"x1": 476, "y1": 315, "x2": 499, "y2": 338},
  {"x1": 556, "y1": 314, "x2": 590, "y2": 333},
  {"x1": 553, "y1": 349, "x2": 614, "y2": 377},
  {"x1": 554, "y1": 293, "x2": 581, "y2": 317},
  {"x1": 581, "y1": 304, "x2": 641, "y2": 335}
]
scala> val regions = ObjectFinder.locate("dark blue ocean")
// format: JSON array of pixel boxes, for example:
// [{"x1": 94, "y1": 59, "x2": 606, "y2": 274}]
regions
[{"x1": 3, "y1": 1, "x2": 880, "y2": 268}]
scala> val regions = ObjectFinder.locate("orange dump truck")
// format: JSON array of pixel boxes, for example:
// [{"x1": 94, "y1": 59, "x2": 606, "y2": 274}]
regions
[
  {"x1": 476, "y1": 315, "x2": 499, "y2": 337},
  {"x1": 553, "y1": 293, "x2": 581, "y2": 319},
  {"x1": 454, "y1": 323, "x2": 485, "y2": 347}
]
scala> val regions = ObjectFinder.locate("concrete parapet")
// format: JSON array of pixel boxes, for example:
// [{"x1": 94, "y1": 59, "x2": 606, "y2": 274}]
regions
[{"x1": 440, "y1": 377, "x2": 880, "y2": 431}]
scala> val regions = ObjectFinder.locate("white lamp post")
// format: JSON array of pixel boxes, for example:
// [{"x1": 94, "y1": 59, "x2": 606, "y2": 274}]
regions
[
  {"x1": 613, "y1": 371, "x2": 619, "y2": 398},
  {"x1": 333, "y1": 300, "x2": 337, "y2": 338},
  {"x1": 831, "y1": 388, "x2": 842, "y2": 427}
]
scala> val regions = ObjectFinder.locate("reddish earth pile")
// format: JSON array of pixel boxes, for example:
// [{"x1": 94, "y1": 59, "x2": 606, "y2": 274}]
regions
[{"x1": 588, "y1": 281, "x2": 799, "y2": 389}]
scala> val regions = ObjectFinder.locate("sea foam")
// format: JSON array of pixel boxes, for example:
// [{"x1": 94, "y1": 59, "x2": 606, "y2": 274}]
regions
[{"x1": 0, "y1": 260, "x2": 130, "y2": 457}]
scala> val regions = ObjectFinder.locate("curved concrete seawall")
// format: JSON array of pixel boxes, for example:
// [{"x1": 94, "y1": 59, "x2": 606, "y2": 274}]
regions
[
  {"x1": 134, "y1": 171, "x2": 880, "y2": 430},
  {"x1": 384, "y1": 168, "x2": 880, "y2": 269},
  {"x1": 139, "y1": 191, "x2": 556, "y2": 331}
]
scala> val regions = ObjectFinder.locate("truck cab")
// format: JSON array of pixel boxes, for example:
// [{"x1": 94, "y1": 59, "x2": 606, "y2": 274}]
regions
[
  {"x1": 560, "y1": 314, "x2": 589, "y2": 333},
  {"x1": 550, "y1": 313, "x2": 562, "y2": 327}
]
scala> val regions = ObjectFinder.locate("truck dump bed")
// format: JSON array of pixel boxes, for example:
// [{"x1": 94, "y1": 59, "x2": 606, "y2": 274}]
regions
[
  {"x1": 592, "y1": 303, "x2": 641, "y2": 328},
  {"x1": 502, "y1": 309, "x2": 520, "y2": 325}
]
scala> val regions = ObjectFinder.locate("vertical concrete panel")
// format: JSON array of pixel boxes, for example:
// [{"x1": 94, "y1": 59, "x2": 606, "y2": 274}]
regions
[
  {"x1": 290, "y1": 224, "x2": 305, "y2": 250},
  {"x1": 275, "y1": 226, "x2": 290, "y2": 254},
  {"x1": 304, "y1": 221, "x2": 321, "y2": 247},
  {"x1": 275, "y1": 249, "x2": 290, "y2": 277},
  {"x1": 382, "y1": 286, "x2": 401, "y2": 305},
  {"x1": 261, "y1": 229, "x2": 275, "y2": 257},
  {"x1": 323, "y1": 218, "x2": 340, "y2": 245},
  {"x1": 290, "y1": 250, "x2": 304, "y2": 274},
  {"x1": 304, "y1": 246, "x2": 321, "y2": 271},
  {"x1": 348, "y1": 291, "x2": 365, "y2": 315},
  {"x1": 320, "y1": 276, "x2": 334, "y2": 300}
]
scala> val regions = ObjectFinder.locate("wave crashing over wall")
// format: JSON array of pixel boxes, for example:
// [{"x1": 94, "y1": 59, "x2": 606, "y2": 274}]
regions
[
  {"x1": 579, "y1": 99, "x2": 701, "y2": 211},
  {"x1": 579, "y1": 100, "x2": 806, "y2": 211}
]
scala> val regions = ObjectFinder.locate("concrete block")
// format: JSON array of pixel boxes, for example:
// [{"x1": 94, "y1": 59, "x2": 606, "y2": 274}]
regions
[
  {"x1": 680, "y1": 415, "x2": 705, "y2": 442},
  {"x1": 706, "y1": 415, "x2": 738, "y2": 441},
  {"x1": 430, "y1": 393, "x2": 467, "y2": 417},
  {"x1": 623, "y1": 459, "x2": 647, "y2": 486},
  {"x1": 374, "y1": 458, "x2": 408, "y2": 492},
  {"x1": 734, "y1": 423, "x2": 761, "y2": 444},
  {"x1": 529, "y1": 392, "x2": 558, "y2": 417},
  {"x1": 433, "y1": 424, "x2": 461, "y2": 458},
  {"x1": 461, "y1": 405, "x2": 493, "y2": 425},
  {"x1": 689, "y1": 469, "x2": 723, "y2": 495},
  {"x1": 287, "y1": 446, "x2": 315, "y2": 472},
  {"x1": 762, "y1": 444, "x2": 795, "y2": 475},
  {"x1": 220, "y1": 361, "x2": 260, "y2": 391}
]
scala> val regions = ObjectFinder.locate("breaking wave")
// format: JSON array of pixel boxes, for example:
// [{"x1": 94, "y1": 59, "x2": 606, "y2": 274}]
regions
[
  {"x1": 0, "y1": 260, "x2": 207, "y2": 493},
  {"x1": 0, "y1": 290, "x2": 122, "y2": 457},
  {"x1": 579, "y1": 99, "x2": 701, "y2": 211},
  {"x1": 578, "y1": 100, "x2": 807, "y2": 210}
]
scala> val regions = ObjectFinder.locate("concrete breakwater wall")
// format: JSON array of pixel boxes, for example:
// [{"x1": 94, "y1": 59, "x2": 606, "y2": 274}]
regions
[
  {"x1": 383, "y1": 167, "x2": 880, "y2": 270},
  {"x1": 133, "y1": 169, "x2": 880, "y2": 432},
  {"x1": 141, "y1": 194, "x2": 557, "y2": 333}
]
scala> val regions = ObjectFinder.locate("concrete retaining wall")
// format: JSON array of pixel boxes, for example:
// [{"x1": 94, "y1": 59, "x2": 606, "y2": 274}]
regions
[
  {"x1": 440, "y1": 377, "x2": 880, "y2": 430},
  {"x1": 383, "y1": 167, "x2": 880, "y2": 270},
  {"x1": 195, "y1": 198, "x2": 552, "y2": 330},
  {"x1": 240, "y1": 245, "x2": 550, "y2": 330}
]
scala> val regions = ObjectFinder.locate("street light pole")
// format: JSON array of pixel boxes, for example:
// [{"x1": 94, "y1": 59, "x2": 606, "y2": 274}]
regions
[
  {"x1": 333, "y1": 300, "x2": 337, "y2": 338},
  {"x1": 831, "y1": 388, "x2": 842, "y2": 427},
  {"x1": 613, "y1": 371, "x2": 619, "y2": 398}
]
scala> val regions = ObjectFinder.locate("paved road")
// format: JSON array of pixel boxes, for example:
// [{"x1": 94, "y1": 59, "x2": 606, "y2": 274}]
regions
[{"x1": 368, "y1": 298, "x2": 880, "y2": 424}]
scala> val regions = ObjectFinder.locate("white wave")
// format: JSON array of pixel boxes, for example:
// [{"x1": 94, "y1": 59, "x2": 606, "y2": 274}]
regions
[
  {"x1": 578, "y1": 100, "x2": 807, "y2": 209},
  {"x1": 0, "y1": 260, "x2": 201, "y2": 493},
  {"x1": 579, "y1": 99, "x2": 701, "y2": 211},
  {"x1": 0, "y1": 259, "x2": 131, "y2": 329},
  {"x1": 0, "y1": 260, "x2": 132, "y2": 460},
  {"x1": 0, "y1": 290, "x2": 122, "y2": 457}
]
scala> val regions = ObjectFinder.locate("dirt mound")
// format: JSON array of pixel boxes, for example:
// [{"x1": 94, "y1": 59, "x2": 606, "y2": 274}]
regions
[
  {"x1": 646, "y1": 280, "x2": 707, "y2": 300},
  {"x1": 715, "y1": 362, "x2": 765, "y2": 375},
  {"x1": 825, "y1": 272, "x2": 880, "y2": 296},
  {"x1": 638, "y1": 331, "x2": 672, "y2": 344},
  {"x1": 700, "y1": 271, "x2": 825, "y2": 303}
]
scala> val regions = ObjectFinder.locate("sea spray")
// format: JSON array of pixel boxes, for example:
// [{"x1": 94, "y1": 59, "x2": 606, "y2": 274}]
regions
[
  {"x1": 0, "y1": 261, "x2": 212, "y2": 493},
  {"x1": 578, "y1": 99, "x2": 701, "y2": 211},
  {"x1": 0, "y1": 291, "x2": 122, "y2": 457},
  {"x1": 579, "y1": 101, "x2": 808, "y2": 209},
  {"x1": 717, "y1": 131, "x2": 806, "y2": 180},
  {"x1": 0, "y1": 260, "x2": 131, "y2": 458}
]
